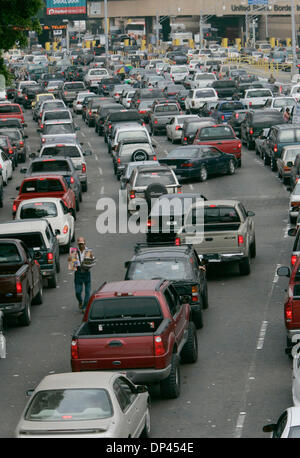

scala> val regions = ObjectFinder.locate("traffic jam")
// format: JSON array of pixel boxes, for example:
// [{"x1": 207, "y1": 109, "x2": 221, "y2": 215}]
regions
[{"x1": 1, "y1": 41, "x2": 300, "y2": 438}]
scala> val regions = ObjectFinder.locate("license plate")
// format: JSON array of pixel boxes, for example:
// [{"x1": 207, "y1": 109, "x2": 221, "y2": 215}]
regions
[
  {"x1": 206, "y1": 254, "x2": 220, "y2": 262},
  {"x1": 166, "y1": 221, "x2": 177, "y2": 226},
  {"x1": 169, "y1": 165, "x2": 177, "y2": 169}
]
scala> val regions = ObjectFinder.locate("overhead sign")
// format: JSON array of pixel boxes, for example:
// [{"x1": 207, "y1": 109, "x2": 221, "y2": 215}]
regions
[
  {"x1": 46, "y1": 0, "x2": 86, "y2": 15},
  {"x1": 248, "y1": 0, "x2": 268, "y2": 4}
]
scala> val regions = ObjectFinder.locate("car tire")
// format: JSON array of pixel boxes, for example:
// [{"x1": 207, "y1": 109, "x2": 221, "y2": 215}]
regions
[
  {"x1": 199, "y1": 166, "x2": 208, "y2": 182},
  {"x1": 76, "y1": 198, "x2": 80, "y2": 212},
  {"x1": 202, "y1": 283, "x2": 209, "y2": 309},
  {"x1": 32, "y1": 279, "x2": 43, "y2": 305},
  {"x1": 192, "y1": 308, "x2": 203, "y2": 330},
  {"x1": 0, "y1": 191, "x2": 3, "y2": 208},
  {"x1": 250, "y1": 238, "x2": 256, "y2": 258},
  {"x1": 19, "y1": 293, "x2": 31, "y2": 326},
  {"x1": 227, "y1": 159, "x2": 235, "y2": 175},
  {"x1": 247, "y1": 139, "x2": 254, "y2": 150},
  {"x1": 263, "y1": 153, "x2": 271, "y2": 166},
  {"x1": 239, "y1": 256, "x2": 251, "y2": 276},
  {"x1": 160, "y1": 354, "x2": 181, "y2": 399},
  {"x1": 140, "y1": 407, "x2": 151, "y2": 438},
  {"x1": 180, "y1": 322, "x2": 198, "y2": 363},
  {"x1": 48, "y1": 271, "x2": 57, "y2": 289},
  {"x1": 271, "y1": 158, "x2": 277, "y2": 172}
]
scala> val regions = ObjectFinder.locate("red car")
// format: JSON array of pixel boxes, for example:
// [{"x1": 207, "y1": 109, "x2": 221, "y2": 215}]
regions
[
  {"x1": 0, "y1": 103, "x2": 25, "y2": 126},
  {"x1": 71, "y1": 279, "x2": 198, "y2": 399},
  {"x1": 193, "y1": 123, "x2": 242, "y2": 167},
  {"x1": 277, "y1": 257, "x2": 300, "y2": 355},
  {"x1": 13, "y1": 175, "x2": 76, "y2": 218}
]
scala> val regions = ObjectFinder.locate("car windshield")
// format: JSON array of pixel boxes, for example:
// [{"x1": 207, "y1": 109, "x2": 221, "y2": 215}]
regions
[
  {"x1": 199, "y1": 125, "x2": 234, "y2": 139},
  {"x1": 44, "y1": 112, "x2": 71, "y2": 121},
  {"x1": 135, "y1": 170, "x2": 176, "y2": 186},
  {"x1": 44, "y1": 124, "x2": 74, "y2": 135},
  {"x1": 64, "y1": 83, "x2": 85, "y2": 91},
  {"x1": 25, "y1": 389, "x2": 113, "y2": 421},
  {"x1": 273, "y1": 98, "x2": 296, "y2": 108},
  {"x1": 128, "y1": 260, "x2": 193, "y2": 281},
  {"x1": 0, "y1": 243, "x2": 22, "y2": 263},
  {"x1": 41, "y1": 146, "x2": 81, "y2": 158},
  {"x1": 90, "y1": 297, "x2": 162, "y2": 319},
  {"x1": 20, "y1": 201, "x2": 58, "y2": 219},
  {"x1": 0, "y1": 137, "x2": 8, "y2": 147},
  {"x1": 195, "y1": 90, "x2": 215, "y2": 98}
]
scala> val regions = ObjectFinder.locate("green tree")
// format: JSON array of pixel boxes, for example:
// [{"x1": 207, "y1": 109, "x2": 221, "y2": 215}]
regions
[{"x1": 0, "y1": 0, "x2": 43, "y2": 83}]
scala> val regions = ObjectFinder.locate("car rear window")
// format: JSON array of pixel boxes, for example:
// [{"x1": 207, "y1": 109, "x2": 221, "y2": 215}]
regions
[
  {"x1": 167, "y1": 147, "x2": 200, "y2": 158},
  {"x1": 0, "y1": 105, "x2": 21, "y2": 113},
  {"x1": 195, "y1": 74, "x2": 215, "y2": 80},
  {"x1": 41, "y1": 146, "x2": 81, "y2": 158},
  {"x1": 21, "y1": 179, "x2": 64, "y2": 193},
  {"x1": 31, "y1": 160, "x2": 71, "y2": 173},
  {"x1": 44, "y1": 124, "x2": 74, "y2": 135},
  {"x1": 246, "y1": 90, "x2": 272, "y2": 98},
  {"x1": 220, "y1": 102, "x2": 244, "y2": 111},
  {"x1": 20, "y1": 201, "x2": 58, "y2": 219},
  {"x1": 0, "y1": 243, "x2": 22, "y2": 263},
  {"x1": 43, "y1": 102, "x2": 65, "y2": 111},
  {"x1": 25, "y1": 388, "x2": 113, "y2": 421},
  {"x1": 136, "y1": 170, "x2": 176, "y2": 186},
  {"x1": 155, "y1": 104, "x2": 179, "y2": 113},
  {"x1": 44, "y1": 111, "x2": 71, "y2": 121},
  {"x1": 64, "y1": 83, "x2": 85, "y2": 91},
  {"x1": 128, "y1": 260, "x2": 193, "y2": 281},
  {"x1": 0, "y1": 137, "x2": 8, "y2": 147},
  {"x1": 273, "y1": 98, "x2": 296, "y2": 108},
  {"x1": 199, "y1": 125, "x2": 235, "y2": 140},
  {"x1": 195, "y1": 90, "x2": 215, "y2": 98},
  {"x1": 187, "y1": 206, "x2": 240, "y2": 224},
  {"x1": 90, "y1": 297, "x2": 162, "y2": 320},
  {"x1": 118, "y1": 131, "x2": 148, "y2": 143},
  {"x1": 213, "y1": 80, "x2": 236, "y2": 88},
  {"x1": 252, "y1": 112, "x2": 284, "y2": 123},
  {"x1": 0, "y1": 232, "x2": 45, "y2": 250}
]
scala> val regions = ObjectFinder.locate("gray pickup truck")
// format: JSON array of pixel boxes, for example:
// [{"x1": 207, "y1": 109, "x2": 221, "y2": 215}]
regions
[
  {"x1": 60, "y1": 81, "x2": 86, "y2": 106},
  {"x1": 176, "y1": 200, "x2": 256, "y2": 275},
  {"x1": 149, "y1": 102, "x2": 181, "y2": 135}
]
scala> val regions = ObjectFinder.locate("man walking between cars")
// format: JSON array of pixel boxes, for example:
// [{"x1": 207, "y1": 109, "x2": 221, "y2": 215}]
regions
[{"x1": 68, "y1": 237, "x2": 95, "y2": 313}]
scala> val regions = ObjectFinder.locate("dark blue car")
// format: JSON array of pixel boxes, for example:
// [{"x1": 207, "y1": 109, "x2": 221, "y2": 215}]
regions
[
  {"x1": 212, "y1": 100, "x2": 246, "y2": 123},
  {"x1": 160, "y1": 145, "x2": 236, "y2": 182}
]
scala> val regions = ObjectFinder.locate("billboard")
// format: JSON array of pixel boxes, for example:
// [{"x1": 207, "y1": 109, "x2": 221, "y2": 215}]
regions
[{"x1": 46, "y1": 0, "x2": 86, "y2": 15}]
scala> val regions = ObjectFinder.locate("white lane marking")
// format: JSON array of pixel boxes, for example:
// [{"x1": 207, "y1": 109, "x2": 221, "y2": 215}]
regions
[
  {"x1": 95, "y1": 154, "x2": 98, "y2": 161},
  {"x1": 235, "y1": 412, "x2": 247, "y2": 438},
  {"x1": 272, "y1": 264, "x2": 281, "y2": 284},
  {"x1": 88, "y1": 142, "x2": 92, "y2": 148},
  {"x1": 189, "y1": 184, "x2": 194, "y2": 190},
  {"x1": 256, "y1": 321, "x2": 268, "y2": 350},
  {"x1": 100, "y1": 186, "x2": 104, "y2": 194},
  {"x1": 81, "y1": 132, "x2": 86, "y2": 137},
  {"x1": 98, "y1": 167, "x2": 102, "y2": 175}
]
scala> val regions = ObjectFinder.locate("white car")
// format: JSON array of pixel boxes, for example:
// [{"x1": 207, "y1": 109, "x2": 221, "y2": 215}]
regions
[
  {"x1": 188, "y1": 59, "x2": 202, "y2": 73},
  {"x1": 84, "y1": 68, "x2": 109, "y2": 89},
  {"x1": 185, "y1": 88, "x2": 218, "y2": 113},
  {"x1": 265, "y1": 96, "x2": 297, "y2": 111},
  {"x1": 14, "y1": 371, "x2": 150, "y2": 438},
  {"x1": 190, "y1": 72, "x2": 217, "y2": 89},
  {"x1": 0, "y1": 149, "x2": 13, "y2": 185},
  {"x1": 289, "y1": 181, "x2": 300, "y2": 224},
  {"x1": 15, "y1": 197, "x2": 75, "y2": 252},
  {"x1": 166, "y1": 115, "x2": 200, "y2": 143},
  {"x1": 72, "y1": 91, "x2": 91, "y2": 114},
  {"x1": 111, "y1": 124, "x2": 152, "y2": 152},
  {"x1": 290, "y1": 84, "x2": 300, "y2": 102},
  {"x1": 242, "y1": 88, "x2": 273, "y2": 109},
  {"x1": 263, "y1": 406, "x2": 300, "y2": 437},
  {"x1": 292, "y1": 336, "x2": 300, "y2": 406},
  {"x1": 122, "y1": 90, "x2": 136, "y2": 108},
  {"x1": 169, "y1": 65, "x2": 189, "y2": 83}
]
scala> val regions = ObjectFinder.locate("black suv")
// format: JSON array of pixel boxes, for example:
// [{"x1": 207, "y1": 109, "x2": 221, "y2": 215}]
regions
[
  {"x1": 124, "y1": 243, "x2": 208, "y2": 329},
  {"x1": 240, "y1": 109, "x2": 285, "y2": 150},
  {"x1": 264, "y1": 125, "x2": 300, "y2": 171}
]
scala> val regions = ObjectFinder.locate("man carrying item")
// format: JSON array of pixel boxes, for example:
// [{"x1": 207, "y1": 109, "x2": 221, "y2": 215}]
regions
[{"x1": 68, "y1": 237, "x2": 95, "y2": 312}]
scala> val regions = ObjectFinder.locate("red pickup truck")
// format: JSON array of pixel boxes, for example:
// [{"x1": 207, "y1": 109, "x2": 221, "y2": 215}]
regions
[
  {"x1": 13, "y1": 175, "x2": 76, "y2": 218},
  {"x1": 0, "y1": 239, "x2": 43, "y2": 326},
  {"x1": 0, "y1": 103, "x2": 25, "y2": 126},
  {"x1": 71, "y1": 279, "x2": 198, "y2": 399},
  {"x1": 193, "y1": 123, "x2": 242, "y2": 167},
  {"x1": 277, "y1": 258, "x2": 300, "y2": 355}
]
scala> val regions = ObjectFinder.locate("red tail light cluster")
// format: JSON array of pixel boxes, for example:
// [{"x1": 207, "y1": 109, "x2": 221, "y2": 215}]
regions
[
  {"x1": 71, "y1": 340, "x2": 79, "y2": 359},
  {"x1": 238, "y1": 235, "x2": 244, "y2": 246},
  {"x1": 47, "y1": 252, "x2": 54, "y2": 263},
  {"x1": 16, "y1": 281, "x2": 22, "y2": 294},
  {"x1": 291, "y1": 255, "x2": 297, "y2": 266},
  {"x1": 82, "y1": 163, "x2": 86, "y2": 173},
  {"x1": 154, "y1": 336, "x2": 165, "y2": 356},
  {"x1": 249, "y1": 128, "x2": 254, "y2": 135},
  {"x1": 285, "y1": 298, "x2": 293, "y2": 323},
  {"x1": 175, "y1": 237, "x2": 181, "y2": 246}
]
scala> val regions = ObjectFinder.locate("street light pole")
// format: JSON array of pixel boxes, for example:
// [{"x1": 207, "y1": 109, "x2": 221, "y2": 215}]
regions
[
  {"x1": 104, "y1": 0, "x2": 109, "y2": 61},
  {"x1": 199, "y1": 14, "x2": 203, "y2": 48},
  {"x1": 291, "y1": 0, "x2": 297, "y2": 75}
]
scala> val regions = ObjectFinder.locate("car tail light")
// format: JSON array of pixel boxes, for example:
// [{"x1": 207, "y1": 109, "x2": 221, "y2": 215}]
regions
[
  {"x1": 175, "y1": 237, "x2": 181, "y2": 246},
  {"x1": 238, "y1": 235, "x2": 244, "y2": 245},
  {"x1": 42, "y1": 138, "x2": 45, "y2": 143},
  {"x1": 184, "y1": 137, "x2": 187, "y2": 142},
  {"x1": 71, "y1": 339, "x2": 79, "y2": 359},
  {"x1": 47, "y1": 252, "x2": 54, "y2": 264},
  {"x1": 291, "y1": 255, "x2": 297, "y2": 266},
  {"x1": 139, "y1": 110, "x2": 146, "y2": 114},
  {"x1": 182, "y1": 163, "x2": 194, "y2": 167},
  {"x1": 109, "y1": 124, "x2": 112, "y2": 129},
  {"x1": 117, "y1": 158, "x2": 121, "y2": 164},
  {"x1": 89, "y1": 110, "x2": 92, "y2": 115},
  {"x1": 82, "y1": 163, "x2": 86, "y2": 173},
  {"x1": 70, "y1": 177, "x2": 75, "y2": 184},
  {"x1": 175, "y1": 126, "x2": 181, "y2": 130},
  {"x1": 16, "y1": 281, "x2": 22, "y2": 294},
  {"x1": 249, "y1": 128, "x2": 253, "y2": 135},
  {"x1": 154, "y1": 120, "x2": 158, "y2": 124},
  {"x1": 191, "y1": 285, "x2": 199, "y2": 302},
  {"x1": 154, "y1": 336, "x2": 165, "y2": 356},
  {"x1": 19, "y1": 141, "x2": 24, "y2": 147},
  {"x1": 153, "y1": 155, "x2": 157, "y2": 161},
  {"x1": 147, "y1": 218, "x2": 157, "y2": 227},
  {"x1": 238, "y1": 142, "x2": 242, "y2": 149},
  {"x1": 235, "y1": 113, "x2": 239, "y2": 119},
  {"x1": 12, "y1": 203, "x2": 17, "y2": 212},
  {"x1": 63, "y1": 225, "x2": 68, "y2": 234},
  {"x1": 285, "y1": 298, "x2": 293, "y2": 323},
  {"x1": 274, "y1": 144, "x2": 278, "y2": 153},
  {"x1": 130, "y1": 190, "x2": 135, "y2": 199},
  {"x1": 40, "y1": 124, "x2": 43, "y2": 129}
]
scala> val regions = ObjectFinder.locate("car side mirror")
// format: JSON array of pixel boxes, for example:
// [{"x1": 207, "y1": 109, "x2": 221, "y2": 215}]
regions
[
  {"x1": 24, "y1": 123, "x2": 27, "y2": 127},
  {"x1": 26, "y1": 389, "x2": 34, "y2": 397},
  {"x1": 20, "y1": 168, "x2": 27, "y2": 173},
  {"x1": 75, "y1": 126, "x2": 80, "y2": 131},
  {"x1": 84, "y1": 150, "x2": 92, "y2": 156},
  {"x1": 29, "y1": 153, "x2": 36, "y2": 159},
  {"x1": 55, "y1": 229, "x2": 60, "y2": 235},
  {"x1": 16, "y1": 186, "x2": 20, "y2": 190},
  {"x1": 24, "y1": 134, "x2": 28, "y2": 138},
  {"x1": 287, "y1": 161, "x2": 293, "y2": 167},
  {"x1": 277, "y1": 266, "x2": 290, "y2": 277},
  {"x1": 263, "y1": 424, "x2": 276, "y2": 433},
  {"x1": 124, "y1": 261, "x2": 129, "y2": 268},
  {"x1": 37, "y1": 128, "x2": 41, "y2": 132},
  {"x1": 247, "y1": 210, "x2": 255, "y2": 217}
]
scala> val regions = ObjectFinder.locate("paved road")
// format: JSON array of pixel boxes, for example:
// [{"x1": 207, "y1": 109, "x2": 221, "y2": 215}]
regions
[{"x1": 0, "y1": 104, "x2": 294, "y2": 438}]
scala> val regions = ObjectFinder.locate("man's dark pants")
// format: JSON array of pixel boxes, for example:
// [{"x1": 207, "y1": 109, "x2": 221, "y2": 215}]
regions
[{"x1": 74, "y1": 270, "x2": 91, "y2": 309}]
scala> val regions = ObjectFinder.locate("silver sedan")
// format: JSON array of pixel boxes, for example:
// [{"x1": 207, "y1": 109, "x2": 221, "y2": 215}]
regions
[
  {"x1": 15, "y1": 371, "x2": 151, "y2": 438},
  {"x1": 166, "y1": 115, "x2": 200, "y2": 143}
]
